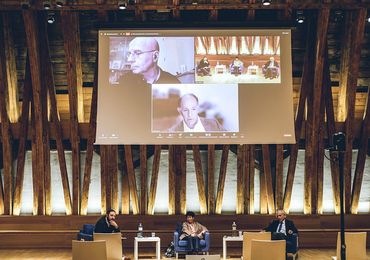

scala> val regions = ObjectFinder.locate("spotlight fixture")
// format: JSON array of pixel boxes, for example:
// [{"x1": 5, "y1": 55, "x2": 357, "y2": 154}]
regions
[
  {"x1": 43, "y1": 1, "x2": 51, "y2": 10},
  {"x1": 262, "y1": 0, "x2": 271, "y2": 6},
  {"x1": 56, "y1": 0, "x2": 66, "y2": 8},
  {"x1": 192, "y1": 0, "x2": 198, "y2": 5},
  {"x1": 296, "y1": 10, "x2": 305, "y2": 24},
  {"x1": 118, "y1": 0, "x2": 127, "y2": 10},
  {"x1": 47, "y1": 13, "x2": 55, "y2": 24},
  {"x1": 367, "y1": 16, "x2": 370, "y2": 23}
]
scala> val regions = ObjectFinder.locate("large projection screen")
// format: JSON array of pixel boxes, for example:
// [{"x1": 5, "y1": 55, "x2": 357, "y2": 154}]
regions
[{"x1": 96, "y1": 29, "x2": 295, "y2": 144}]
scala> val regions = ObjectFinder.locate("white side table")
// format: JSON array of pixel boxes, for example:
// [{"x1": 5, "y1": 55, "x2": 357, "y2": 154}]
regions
[
  {"x1": 222, "y1": 235, "x2": 243, "y2": 260},
  {"x1": 134, "y1": 237, "x2": 161, "y2": 260}
]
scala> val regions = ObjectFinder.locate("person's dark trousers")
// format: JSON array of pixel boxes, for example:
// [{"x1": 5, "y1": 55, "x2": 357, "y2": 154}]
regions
[
  {"x1": 183, "y1": 236, "x2": 200, "y2": 253},
  {"x1": 272, "y1": 232, "x2": 294, "y2": 253}
]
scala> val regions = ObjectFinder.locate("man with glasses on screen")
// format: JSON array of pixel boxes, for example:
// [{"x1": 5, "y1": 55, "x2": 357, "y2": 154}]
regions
[
  {"x1": 168, "y1": 93, "x2": 225, "y2": 132},
  {"x1": 126, "y1": 37, "x2": 180, "y2": 84}
]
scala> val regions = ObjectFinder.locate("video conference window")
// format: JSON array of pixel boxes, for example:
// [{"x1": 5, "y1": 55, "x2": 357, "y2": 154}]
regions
[
  {"x1": 152, "y1": 84, "x2": 239, "y2": 133},
  {"x1": 109, "y1": 36, "x2": 195, "y2": 85},
  {"x1": 195, "y1": 36, "x2": 281, "y2": 84},
  {"x1": 97, "y1": 29, "x2": 295, "y2": 145}
]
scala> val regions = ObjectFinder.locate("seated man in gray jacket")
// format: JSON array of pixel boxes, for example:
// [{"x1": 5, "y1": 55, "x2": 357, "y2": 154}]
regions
[{"x1": 168, "y1": 93, "x2": 225, "y2": 132}]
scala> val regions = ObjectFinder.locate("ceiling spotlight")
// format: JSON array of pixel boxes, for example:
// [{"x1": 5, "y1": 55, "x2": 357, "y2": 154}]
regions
[
  {"x1": 367, "y1": 16, "x2": 370, "y2": 23},
  {"x1": 47, "y1": 13, "x2": 55, "y2": 24},
  {"x1": 56, "y1": 0, "x2": 66, "y2": 8},
  {"x1": 262, "y1": 0, "x2": 271, "y2": 6},
  {"x1": 296, "y1": 10, "x2": 305, "y2": 24},
  {"x1": 43, "y1": 1, "x2": 51, "y2": 10},
  {"x1": 118, "y1": 0, "x2": 127, "y2": 10}
]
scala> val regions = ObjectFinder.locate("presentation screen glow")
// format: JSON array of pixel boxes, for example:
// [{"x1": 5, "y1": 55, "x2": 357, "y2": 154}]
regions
[{"x1": 96, "y1": 29, "x2": 295, "y2": 144}]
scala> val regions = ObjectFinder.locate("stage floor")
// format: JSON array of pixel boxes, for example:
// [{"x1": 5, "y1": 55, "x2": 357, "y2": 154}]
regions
[{"x1": 0, "y1": 249, "x2": 370, "y2": 260}]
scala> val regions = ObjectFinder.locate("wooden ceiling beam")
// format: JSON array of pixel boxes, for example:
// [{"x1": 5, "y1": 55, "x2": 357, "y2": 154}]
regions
[
  {"x1": 0, "y1": 13, "x2": 14, "y2": 215},
  {"x1": 12, "y1": 55, "x2": 31, "y2": 216},
  {"x1": 207, "y1": 144, "x2": 215, "y2": 214},
  {"x1": 2, "y1": 13, "x2": 20, "y2": 123},
  {"x1": 283, "y1": 15, "x2": 315, "y2": 213},
  {"x1": 351, "y1": 87, "x2": 370, "y2": 214},
  {"x1": 23, "y1": 10, "x2": 48, "y2": 215},
  {"x1": 124, "y1": 145, "x2": 140, "y2": 214},
  {"x1": 304, "y1": 7, "x2": 329, "y2": 214},
  {"x1": 323, "y1": 48, "x2": 341, "y2": 214},
  {"x1": 193, "y1": 145, "x2": 207, "y2": 214},
  {"x1": 147, "y1": 145, "x2": 161, "y2": 215},
  {"x1": 342, "y1": 8, "x2": 367, "y2": 213},
  {"x1": 247, "y1": 0, "x2": 256, "y2": 21},
  {"x1": 1, "y1": 2, "x2": 369, "y2": 11},
  {"x1": 61, "y1": 11, "x2": 83, "y2": 214},
  {"x1": 80, "y1": 12, "x2": 105, "y2": 215}
]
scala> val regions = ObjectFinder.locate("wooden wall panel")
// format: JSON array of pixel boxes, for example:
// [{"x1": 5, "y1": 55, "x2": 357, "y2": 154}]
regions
[{"x1": 0, "y1": 215, "x2": 370, "y2": 248}]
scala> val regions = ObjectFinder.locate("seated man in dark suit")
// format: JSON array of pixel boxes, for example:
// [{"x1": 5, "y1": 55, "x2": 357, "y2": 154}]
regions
[
  {"x1": 94, "y1": 209, "x2": 121, "y2": 233},
  {"x1": 197, "y1": 57, "x2": 211, "y2": 76},
  {"x1": 262, "y1": 56, "x2": 280, "y2": 79},
  {"x1": 263, "y1": 209, "x2": 298, "y2": 252}
]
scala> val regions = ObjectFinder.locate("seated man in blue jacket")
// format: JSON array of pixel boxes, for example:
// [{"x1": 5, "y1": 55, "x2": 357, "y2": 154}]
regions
[
  {"x1": 263, "y1": 209, "x2": 298, "y2": 252},
  {"x1": 94, "y1": 209, "x2": 121, "y2": 233}
]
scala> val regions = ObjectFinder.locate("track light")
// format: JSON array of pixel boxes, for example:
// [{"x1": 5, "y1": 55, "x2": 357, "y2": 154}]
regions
[
  {"x1": 296, "y1": 10, "x2": 305, "y2": 24},
  {"x1": 47, "y1": 13, "x2": 55, "y2": 24},
  {"x1": 56, "y1": 0, "x2": 66, "y2": 8},
  {"x1": 118, "y1": 0, "x2": 127, "y2": 10},
  {"x1": 262, "y1": 0, "x2": 271, "y2": 6},
  {"x1": 43, "y1": 1, "x2": 51, "y2": 10}
]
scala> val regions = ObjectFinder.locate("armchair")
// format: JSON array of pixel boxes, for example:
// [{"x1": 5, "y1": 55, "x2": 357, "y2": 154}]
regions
[
  {"x1": 173, "y1": 231, "x2": 210, "y2": 259},
  {"x1": 77, "y1": 224, "x2": 95, "y2": 241}
]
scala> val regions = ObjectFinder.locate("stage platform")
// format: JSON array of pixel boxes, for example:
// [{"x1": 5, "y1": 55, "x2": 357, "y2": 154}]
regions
[{"x1": 0, "y1": 249, "x2": 370, "y2": 260}]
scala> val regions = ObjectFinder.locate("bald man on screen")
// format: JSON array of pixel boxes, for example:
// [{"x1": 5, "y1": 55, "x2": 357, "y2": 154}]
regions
[
  {"x1": 168, "y1": 94, "x2": 225, "y2": 132},
  {"x1": 126, "y1": 37, "x2": 180, "y2": 84}
]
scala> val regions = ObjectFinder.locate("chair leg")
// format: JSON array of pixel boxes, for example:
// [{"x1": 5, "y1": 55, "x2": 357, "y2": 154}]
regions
[{"x1": 176, "y1": 252, "x2": 178, "y2": 259}]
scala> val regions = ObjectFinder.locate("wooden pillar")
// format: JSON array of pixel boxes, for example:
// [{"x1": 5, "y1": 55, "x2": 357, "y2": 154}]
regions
[{"x1": 23, "y1": 10, "x2": 49, "y2": 215}]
